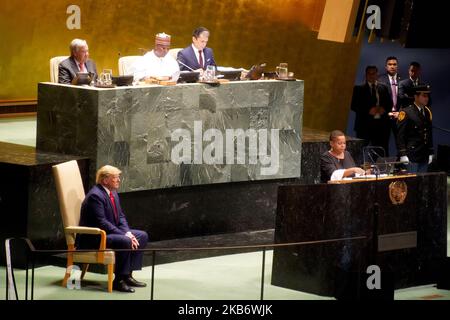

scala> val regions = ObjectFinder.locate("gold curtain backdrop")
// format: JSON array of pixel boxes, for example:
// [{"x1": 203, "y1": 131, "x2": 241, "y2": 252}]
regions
[{"x1": 0, "y1": 0, "x2": 361, "y2": 131}]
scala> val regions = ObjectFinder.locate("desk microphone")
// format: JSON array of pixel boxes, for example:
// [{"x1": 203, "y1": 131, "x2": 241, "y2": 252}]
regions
[
  {"x1": 177, "y1": 59, "x2": 196, "y2": 72},
  {"x1": 365, "y1": 148, "x2": 381, "y2": 178},
  {"x1": 371, "y1": 148, "x2": 383, "y2": 160}
]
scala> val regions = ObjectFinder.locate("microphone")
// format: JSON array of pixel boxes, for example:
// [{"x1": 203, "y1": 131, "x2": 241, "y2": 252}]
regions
[
  {"x1": 367, "y1": 149, "x2": 377, "y2": 166},
  {"x1": 364, "y1": 146, "x2": 385, "y2": 161},
  {"x1": 367, "y1": 152, "x2": 380, "y2": 177},
  {"x1": 177, "y1": 59, "x2": 196, "y2": 72},
  {"x1": 363, "y1": 146, "x2": 383, "y2": 177},
  {"x1": 370, "y1": 147, "x2": 385, "y2": 160}
]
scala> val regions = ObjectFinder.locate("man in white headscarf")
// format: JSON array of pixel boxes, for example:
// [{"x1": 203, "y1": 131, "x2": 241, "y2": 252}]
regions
[{"x1": 132, "y1": 32, "x2": 180, "y2": 82}]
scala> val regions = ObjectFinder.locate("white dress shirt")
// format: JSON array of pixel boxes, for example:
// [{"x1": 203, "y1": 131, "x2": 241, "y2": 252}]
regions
[
  {"x1": 75, "y1": 59, "x2": 86, "y2": 72},
  {"x1": 410, "y1": 77, "x2": 419, "y2": 86},
  {"x1": 102, "y1": 185, "x2": 112, "y2": 197},
  {"x1": 192, "y1": 44, "x2": 203, "y2": 67},
  {"x1": 131, "y1": 50, "x2": 180, "y2": 82}
]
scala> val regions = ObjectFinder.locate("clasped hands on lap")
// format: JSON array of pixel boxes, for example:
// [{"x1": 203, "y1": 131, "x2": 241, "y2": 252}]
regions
[{"x1": 125, "y1": 231, "x2": 140, "y2": 250}]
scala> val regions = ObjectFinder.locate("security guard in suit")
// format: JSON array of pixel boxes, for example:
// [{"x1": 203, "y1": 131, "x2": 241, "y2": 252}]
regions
[{"x1": 397, "y1": 85, "x2": 433, "y2": 173}]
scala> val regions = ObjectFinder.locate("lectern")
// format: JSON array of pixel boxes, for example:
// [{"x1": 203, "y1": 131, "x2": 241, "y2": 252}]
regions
[{"x1": 271, "y1": 173, "x2": 447, "y2": 297}]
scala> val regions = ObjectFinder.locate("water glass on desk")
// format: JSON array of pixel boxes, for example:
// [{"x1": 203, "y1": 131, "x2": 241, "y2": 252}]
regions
[
  {"x1": 276, "y1": 63, "x2": 288, "y2": 79},
  {"x1": 203, "y1": 65, "x2": 216, "y2": 81},
  {"x1": 98, "y1": 69, "x2": 112, "y2": 86}
]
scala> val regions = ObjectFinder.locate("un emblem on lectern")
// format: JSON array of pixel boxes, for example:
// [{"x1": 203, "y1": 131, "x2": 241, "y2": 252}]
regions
[{"x1": 389, "y1": 181, "x2": 408, "y2": 205}]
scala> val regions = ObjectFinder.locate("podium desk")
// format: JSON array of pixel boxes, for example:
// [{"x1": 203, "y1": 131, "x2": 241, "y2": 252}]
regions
[
  {"x1": 271, "y1": 172, "x2": 447, "y2": 296},
  {"x1": 327, "y1": 173, "x2": 416, "y2": 184},
  {"x1": 36, "y1": 80, "x2": 303, "y2": 192}
]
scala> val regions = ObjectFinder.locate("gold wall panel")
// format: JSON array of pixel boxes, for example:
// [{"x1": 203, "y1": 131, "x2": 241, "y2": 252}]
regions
[{"x1": 0, "y1": 0, "x2": 361, "y2": 131}]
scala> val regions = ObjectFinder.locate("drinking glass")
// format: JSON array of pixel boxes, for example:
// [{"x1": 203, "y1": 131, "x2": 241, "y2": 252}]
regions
[
  {"x1": 101, "y1": 69, "x2": 113, "y2": 85},
  {"x1": 204, "y1": 65, "x2": 215, "y2": 81},
  {"x1": 276, "y1": 63, "x2": 288, "y2": 79}
]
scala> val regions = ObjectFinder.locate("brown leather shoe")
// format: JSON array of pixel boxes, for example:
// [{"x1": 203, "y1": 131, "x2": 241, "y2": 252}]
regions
[
  {"x1": 125, "y1": 276, "x2": 147, "y2": 287},
  {"x1": 113, "y1": 279, "x2": 135, "y2": 293}
]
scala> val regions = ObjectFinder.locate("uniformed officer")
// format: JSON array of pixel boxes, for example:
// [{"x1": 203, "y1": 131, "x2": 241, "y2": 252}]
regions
[{"x1": 396, "y1": 85, "x2": 433, "y2": 173}]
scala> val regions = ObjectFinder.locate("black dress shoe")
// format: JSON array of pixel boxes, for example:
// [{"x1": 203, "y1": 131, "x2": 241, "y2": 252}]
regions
[
  {"x1": 125, "y1": 276, "x2": 147, "y2": 287},
  {"x1": 113, "y1": 279, "x2": 135, "y2": 293}
]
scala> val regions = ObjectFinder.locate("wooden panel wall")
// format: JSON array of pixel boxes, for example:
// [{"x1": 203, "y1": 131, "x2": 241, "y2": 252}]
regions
[{"x1": 0, "y1": 0, "x2": 362, "y2": 131}]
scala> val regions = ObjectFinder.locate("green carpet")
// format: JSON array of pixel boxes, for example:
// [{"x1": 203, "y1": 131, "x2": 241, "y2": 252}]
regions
[
  {"x1": 1, "y1": 118, "x2": 449, "y2": 300},
  {"x1": 1, "y1": 251, "x2": 331, "y2": 300},
  {"x1": 2, "y1": 250, "x2": 449, "y2": 300}
]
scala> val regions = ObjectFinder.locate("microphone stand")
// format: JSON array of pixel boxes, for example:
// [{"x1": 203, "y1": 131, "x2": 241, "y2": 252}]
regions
[
  {"x1": 177, "y1": 60, "x2": 196, "y2": 72},
  {"x1": 367, "y1": 149, "x2": 380, "y2": 181},
  {"x1": 363, "y1": 146, "x2": 388, "y2": 180},
  {"x1": 365, "y1": 161, "x2": 409, "y2": 178}
]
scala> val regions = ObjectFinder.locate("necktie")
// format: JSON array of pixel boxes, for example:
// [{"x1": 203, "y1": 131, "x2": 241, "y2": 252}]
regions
[
  {"x1": 418, "y1": 107, "x2": 425, "y2": 118},
  {"x1": 198, "y1": 50, "x2": 204, "y2": 69},
  {"x1": 79, "y1": 63, "x2": 86, "y2": 72},
  {"x1": 391, "y1": 77, "x2": 397, "y2": 111},
  {"x1": 109, "y1": 192, "x2": 118, "y2": 223}
]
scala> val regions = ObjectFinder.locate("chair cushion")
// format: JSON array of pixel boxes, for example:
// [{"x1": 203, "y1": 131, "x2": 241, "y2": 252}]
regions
[{"x1": 73, "y1": 251, "x2": 115, "y2": 264}]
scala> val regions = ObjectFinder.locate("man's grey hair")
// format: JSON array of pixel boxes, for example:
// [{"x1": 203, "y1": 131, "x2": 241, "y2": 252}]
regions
[{"x1": 70, "y1": 38, "x2": 88, "y2": 54}]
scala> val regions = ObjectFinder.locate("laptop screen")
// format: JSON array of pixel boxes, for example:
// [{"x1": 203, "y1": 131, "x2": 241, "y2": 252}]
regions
[
  {"x1": 178, "y1": 71, "x2": 200, "y2": 83},
  {"x1": 73, "y1": 72, "x2": 92, "y2": 85},
  {"x1": 375, "y1": 157, "x2": 397, "y2": 174}
]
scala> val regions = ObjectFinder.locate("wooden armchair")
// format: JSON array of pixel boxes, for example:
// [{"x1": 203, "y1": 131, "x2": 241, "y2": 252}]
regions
[{"x1": 52, "y1": 160, "x2": 115, "y2": 292}]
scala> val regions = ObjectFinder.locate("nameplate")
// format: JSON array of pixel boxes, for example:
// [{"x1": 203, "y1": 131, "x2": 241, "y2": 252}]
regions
[{"x1": 378, "y1": 231, "x2": 417, "y2": 252}]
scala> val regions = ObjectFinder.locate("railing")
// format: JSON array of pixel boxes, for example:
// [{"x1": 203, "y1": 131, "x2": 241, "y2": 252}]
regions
[{"x1": 4, "y1": 236, "x2": 367, "y2": 300}]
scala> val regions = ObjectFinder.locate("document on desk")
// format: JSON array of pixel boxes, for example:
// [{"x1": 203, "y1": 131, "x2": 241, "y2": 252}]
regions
[
  {"x1": 352, "y1": 174, "x2": 388, "y2": 179},
  {"x1": 216, "y1": 66, "x2": 245, "y2": 72}
]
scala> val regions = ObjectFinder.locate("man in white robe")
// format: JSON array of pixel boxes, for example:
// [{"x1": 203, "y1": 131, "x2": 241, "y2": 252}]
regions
[{"x1": 132, "y1": 32, "x2": 180, "y2": 82}]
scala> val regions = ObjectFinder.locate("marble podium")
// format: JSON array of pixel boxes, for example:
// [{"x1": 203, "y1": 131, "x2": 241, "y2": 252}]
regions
[
  {"x1": 0, "y1": 142, "x2": 89, "y2": 263},
  {"x1": 271, "y1": 173, "x2": 448, "y2": 297},
  {"x1": 36, "y1": 81, "x2": 303, "y2": 191}
]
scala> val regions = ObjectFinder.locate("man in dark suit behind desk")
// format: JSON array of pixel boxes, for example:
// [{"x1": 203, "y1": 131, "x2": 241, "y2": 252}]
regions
[
  {"x1": 58, "y1": 38, "x2": 98, "y2": 84},
  {"x1": 378, "y1": 56, "x2": 402, "y2": 151},
  {"x1": 78, "y1": 165, "x2": 148, "y2": 293},
  {"x1": 177, "y1": 27, "x2": 216, "y2": 73},
  {"x1": 351, "y1": 65, "x2": 393, "y2": 156},
  {"x1": 398, "y1": 62, "x2": 428, "y2": 109}
]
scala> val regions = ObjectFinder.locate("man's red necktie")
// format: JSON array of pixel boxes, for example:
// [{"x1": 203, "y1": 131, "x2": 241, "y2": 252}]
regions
[
  {"x1": 79, "y1": 63, "x2": 86, "y2": 72},
  {"x1": 198, "y1": 50, "x2": 204, "y2": 69},
  {"x1": 109, "y1": 192, "x2": 118, "y2": 223}
]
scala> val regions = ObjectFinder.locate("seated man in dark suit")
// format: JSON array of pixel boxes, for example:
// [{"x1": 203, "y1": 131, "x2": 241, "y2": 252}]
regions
[
  {"x1": 177, "y1": 27, "x2": 216, "y2": 74},
  {"x1": 78, "y1": 165, "x2": 148, "y2": 293},
  {"x1": 58, "y1": 38, "x2": 98, "y2": 84}
]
